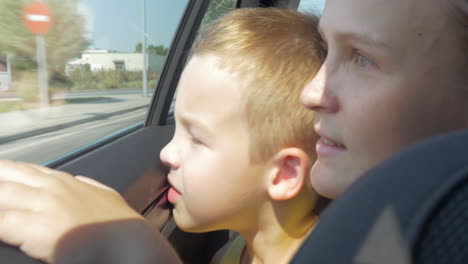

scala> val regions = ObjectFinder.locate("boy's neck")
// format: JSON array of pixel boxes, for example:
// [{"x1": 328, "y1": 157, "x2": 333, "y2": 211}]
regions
[{"x1": 238, "y1": 197, "x2": 319, "y2": 264}]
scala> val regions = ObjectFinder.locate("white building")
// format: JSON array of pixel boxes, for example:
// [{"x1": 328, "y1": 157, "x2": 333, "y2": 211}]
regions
[
  {"x1": 0, "y1": 54, "x2": 11, "y2": 92},
  {"x1": 66, "y1": 49, "x2": 166, "y2": 75}
]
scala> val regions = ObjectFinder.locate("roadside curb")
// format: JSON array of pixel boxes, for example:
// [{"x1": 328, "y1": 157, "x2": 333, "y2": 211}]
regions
[{"x1": 0, "y1": 105, "x2": 148, "y2": 145}]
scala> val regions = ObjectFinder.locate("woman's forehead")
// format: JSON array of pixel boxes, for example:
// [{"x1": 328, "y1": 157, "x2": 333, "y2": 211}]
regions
[
  {"x1": 321, "y1": 0, "x2": 453, "y2": 57},
  {"x1": 322, "y1": 0, "x2": 448, "y2": 35}
]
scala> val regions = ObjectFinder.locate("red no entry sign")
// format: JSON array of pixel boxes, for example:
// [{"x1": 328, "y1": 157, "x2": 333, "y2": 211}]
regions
[{"x1": 23, "y1": 2, "x2": 53, "y2": 34}]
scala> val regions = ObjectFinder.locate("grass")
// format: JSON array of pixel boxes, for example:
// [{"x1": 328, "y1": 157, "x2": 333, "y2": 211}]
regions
[
  {"x1": 0, "y1": 97, "x2": 109, "y2": 114},
  {"x1": 69, "y1": 70, "x2": 160, "y2": 91},
  {"x1": 0, "y1": 101, "x2": 25, "y2": 113}
]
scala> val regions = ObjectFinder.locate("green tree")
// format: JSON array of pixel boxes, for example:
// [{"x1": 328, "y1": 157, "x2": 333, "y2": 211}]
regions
[
  {"x1": 135, "y1": 42, "x2": 142, "y2": 53},
  {"x1": 148, "y1": 44, "x2": 168, "y2": 56},
  {"x1": 82, "y1": 63, "x2": 90, "y2": 71},
  {"x1": 200, "y1": 0, "x2": 236, "y2": 30},
  {"x1": 135, "y1": 42, "x2": 168, "y2": 56}
]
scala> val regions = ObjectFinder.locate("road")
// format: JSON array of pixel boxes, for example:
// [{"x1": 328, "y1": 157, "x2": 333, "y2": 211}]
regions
[
  {"x1": 52, "y1": 88, "x2": 152, "y2": 99},
  {"x1": 0, "y1": 108, "x2": 148, "y2": 164}
]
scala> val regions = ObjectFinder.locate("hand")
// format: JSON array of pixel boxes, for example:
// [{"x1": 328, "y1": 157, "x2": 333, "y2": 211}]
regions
[{"x1": 0, "y1": 160, "x2": 144, "y2": 263}]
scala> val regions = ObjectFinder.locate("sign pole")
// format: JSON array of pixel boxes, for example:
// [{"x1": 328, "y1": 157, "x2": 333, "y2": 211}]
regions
[
  {"x1": 36, "y1": 34, "x2": 49, "y2": 107},
  {"x1": 142, "y1": 0, "x2": 148, "y2": 97},
  {"x1": 36, "y1": 0, "x2": 49, "y2": 107},
  {"x1": 6, "y1": 54, "x2": 11, "y2": 86}
]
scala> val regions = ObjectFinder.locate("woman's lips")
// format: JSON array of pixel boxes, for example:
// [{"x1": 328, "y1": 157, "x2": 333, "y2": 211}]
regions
[
  {"x1": 167, "y1": 186, "x2": 181, "y2": 204},
  {"x1": 316, "y1": 137, "x2": 347, "y2": 158}
]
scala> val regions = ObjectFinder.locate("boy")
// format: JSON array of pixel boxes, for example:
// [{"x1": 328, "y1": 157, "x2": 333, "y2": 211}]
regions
[{"x1": 160, "y1": 8, "x2": 324, "y2": 263}]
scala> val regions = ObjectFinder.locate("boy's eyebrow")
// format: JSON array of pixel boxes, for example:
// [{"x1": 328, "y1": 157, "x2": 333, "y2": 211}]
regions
[
  {"x1": 179, "y1": 112, "x2": 213, "y2": 135},
  {"x1": 318, "y1": 25, "x2": 326, "y2": 43}
]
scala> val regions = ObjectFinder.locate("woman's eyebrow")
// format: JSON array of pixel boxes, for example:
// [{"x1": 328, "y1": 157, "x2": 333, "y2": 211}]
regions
[
  {"x1": 319, "y1": 23, "x2": 391, "y2": 51},
  {"x1": 341, "y1": 31, "x2": 390, "y2": 51}
]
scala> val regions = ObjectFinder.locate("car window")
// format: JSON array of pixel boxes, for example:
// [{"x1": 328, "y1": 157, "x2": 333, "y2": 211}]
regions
[
  {"x1": 166, "y1": 0, "x2": 237, "y2": 117},
  {"x1": 0, "y1": 0, "x2": 189, "y2": 164},
  {"x1": 298, "y1": 0, "x2": 326, "y2": 14}
]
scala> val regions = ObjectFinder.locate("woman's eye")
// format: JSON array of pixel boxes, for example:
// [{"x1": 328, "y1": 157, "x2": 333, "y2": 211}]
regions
[{"x1": 352, "y1": 51, "x2": 375, "y2": 68}]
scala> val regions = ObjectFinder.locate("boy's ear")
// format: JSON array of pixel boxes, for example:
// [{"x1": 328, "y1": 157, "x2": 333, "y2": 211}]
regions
[{"x1": 267, "y1": 148, "x2": 311, "y2": 201}]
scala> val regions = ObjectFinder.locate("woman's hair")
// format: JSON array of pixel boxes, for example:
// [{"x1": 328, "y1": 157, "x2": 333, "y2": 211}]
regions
[{"x1": 191, "y1": 8, "x2": 324, "y2": 162}]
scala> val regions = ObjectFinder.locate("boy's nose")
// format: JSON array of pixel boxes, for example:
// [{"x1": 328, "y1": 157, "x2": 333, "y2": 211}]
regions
[
  {"x1": 160, "y1": 141, "x2": 179, "y2": 170},
  {"x1": 301, "y1": 64, "x2": 339, "y2": 113}
]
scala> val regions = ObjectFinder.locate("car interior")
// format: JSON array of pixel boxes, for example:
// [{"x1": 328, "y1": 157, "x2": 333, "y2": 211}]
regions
[{"x1": 0, "y1": 0, "x2": 466, "y2": 263}]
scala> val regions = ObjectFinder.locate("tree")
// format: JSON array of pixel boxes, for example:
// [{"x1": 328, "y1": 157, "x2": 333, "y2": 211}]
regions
[
  {"x1": 148, "y1": 45, "x2": 168, "y2": 56},
  {"x1": 135, "y1": 42, "x2": 168, "y2": 56},
  {"x1": 82, "y1": 63, "x2": 90, "y2": 71},
  {"x1": 135, "y1": 42, "x2": 142, "y2": 53},
  {"x1": 200, "y1": 0, "x2": 236, "y2": 30},
  {"x1": 0, "y1": 0, "x2": 88, "y2": 74}
]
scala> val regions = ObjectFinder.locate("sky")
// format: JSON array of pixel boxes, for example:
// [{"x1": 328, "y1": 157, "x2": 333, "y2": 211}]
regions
[
  {"x1": 77, "y1": 0, "x2": 326, "y2": 53},
  {"x1": 298, "y1": 0, "x2": 326, "y2": 14},
  {"x1": 78, "y1": 0, "x2": 188, "y2": 52}
]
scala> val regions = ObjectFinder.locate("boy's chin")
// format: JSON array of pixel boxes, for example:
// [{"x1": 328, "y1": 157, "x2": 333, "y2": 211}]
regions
[
  {"x1": 173, "y1": 211, "x2": 213, "y2": 233},
  {"x1": 176, "y1": 222, "x2": 215, "y2": 233}
]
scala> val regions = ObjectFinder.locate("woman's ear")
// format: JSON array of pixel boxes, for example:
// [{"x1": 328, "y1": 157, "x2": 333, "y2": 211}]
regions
[{"x1": 267, "y1": 148, "x2": 311, "y2": 201}]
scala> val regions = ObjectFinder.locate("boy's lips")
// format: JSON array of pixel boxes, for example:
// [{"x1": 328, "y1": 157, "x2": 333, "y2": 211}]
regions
[
  {"x1": 168, "y1": 187, "x2": 181, "y2": 204},
  {"x1": 167, "y1": 179, "x2": 182, "y2": 204}
]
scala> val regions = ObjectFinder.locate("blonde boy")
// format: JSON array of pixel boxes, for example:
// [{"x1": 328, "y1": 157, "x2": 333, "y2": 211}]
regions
[{"x1": 160, "y1": 8, "x2": 324, "y2": 263}]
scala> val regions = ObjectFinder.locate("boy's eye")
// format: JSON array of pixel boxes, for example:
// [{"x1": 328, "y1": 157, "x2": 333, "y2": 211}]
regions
[
  {"x1": 190, "y1": 135, "x2": 203, "y2": 145},
  {"x1": 352, "y1": 51, "x2": 375, "y2": 68},
  {"x1": 320, "y1": 40, "x2": 327, "y2": 51},
  {"x1": 319, "y1": 41, "x2": 328, "y2": 58}
]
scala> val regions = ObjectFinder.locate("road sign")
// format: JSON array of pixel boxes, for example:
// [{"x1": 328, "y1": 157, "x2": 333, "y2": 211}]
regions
[
  {"x1": 23, "y1": 1, "x2": 52, "y2": 107},
  {"x1": 23, "y1": 2, "x2": 53, "y2": 35}
]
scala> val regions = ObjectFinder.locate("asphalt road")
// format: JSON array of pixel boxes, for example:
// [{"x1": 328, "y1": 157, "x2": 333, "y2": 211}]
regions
[{"x1": 0, "y1": 108, "x2": 148, "y2": 164}]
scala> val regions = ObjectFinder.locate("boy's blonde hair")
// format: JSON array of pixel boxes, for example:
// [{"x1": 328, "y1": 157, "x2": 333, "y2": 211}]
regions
[{"x1": 191, "y1": 8, "x2": 324, "y2": 162}]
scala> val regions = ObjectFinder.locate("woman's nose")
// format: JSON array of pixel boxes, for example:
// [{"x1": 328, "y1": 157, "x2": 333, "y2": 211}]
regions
[{"x1": 301, "y1": 64, "x2": 339, "y2": 113}]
